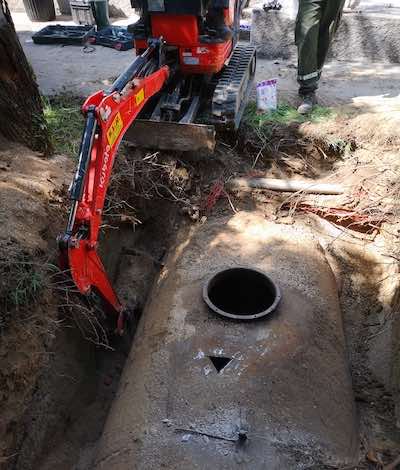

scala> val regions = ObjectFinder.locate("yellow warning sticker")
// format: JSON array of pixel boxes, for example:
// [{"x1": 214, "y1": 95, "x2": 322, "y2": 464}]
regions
[
  {"x1": 106, "y1": 112, "x2": 123, "y2": 147},
  {"x1": 135, "y1": 88, "x2": 145, "y2": 106}
]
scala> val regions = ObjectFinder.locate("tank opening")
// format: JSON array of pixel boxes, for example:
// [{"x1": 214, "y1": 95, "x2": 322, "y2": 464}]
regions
[
  {"x1": 203, "y1": 267, "x2": 281, "y2": 320},
  {"x1": 208, "y1": 356, "x2": 232, "y2": 373}
]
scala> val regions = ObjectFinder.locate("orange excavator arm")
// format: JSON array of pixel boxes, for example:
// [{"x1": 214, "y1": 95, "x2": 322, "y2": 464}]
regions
[{"x1": 58, "y1": 39, "x2": 169, "y2": 333}]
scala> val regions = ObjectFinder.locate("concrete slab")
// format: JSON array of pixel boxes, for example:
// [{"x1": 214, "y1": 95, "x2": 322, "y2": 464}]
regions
[{"x1": 14, "y1": 11, "x2": 138, "y2": 96}]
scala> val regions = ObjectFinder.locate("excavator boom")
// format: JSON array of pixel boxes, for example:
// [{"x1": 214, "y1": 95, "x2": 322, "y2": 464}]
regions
[
  {"x1": 58, "y1": 40, "x2": 169, "y2": 332},
  {"x1": 58, "y1": 0, "x2": 256, "y2": 332}
]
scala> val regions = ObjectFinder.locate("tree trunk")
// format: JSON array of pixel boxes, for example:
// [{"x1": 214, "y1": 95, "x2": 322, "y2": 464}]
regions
[{"x1": 0, "y1": 0, "x2": 51, "y2": 153}]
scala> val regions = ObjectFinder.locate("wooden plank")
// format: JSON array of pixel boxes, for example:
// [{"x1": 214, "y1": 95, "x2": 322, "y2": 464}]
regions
[{"x1": 123, "y1": 120, "x2": 216, "y2": 152}]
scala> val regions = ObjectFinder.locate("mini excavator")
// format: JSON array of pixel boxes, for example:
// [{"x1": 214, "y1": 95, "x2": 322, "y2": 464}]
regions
[{"x1": 58, "y1": 0, "x2": 256, "y2": 332}]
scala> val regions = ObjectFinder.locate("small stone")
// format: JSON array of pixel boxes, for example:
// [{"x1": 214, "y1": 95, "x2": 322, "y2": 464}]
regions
[
  {"x1": 190, "y1": 209, "x2": 200, "y2": 221},
  {"x1": 279, "y1": 215, "x2": 294, "y2": 225},
  {"x1": 181, "y1": 434, "x2": 191, "y2": 442},
  {"x1": 103, "y1": 375, "x2": 113, "y2": 386}
]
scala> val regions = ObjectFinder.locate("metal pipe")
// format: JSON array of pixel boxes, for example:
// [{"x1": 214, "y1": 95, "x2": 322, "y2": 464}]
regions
[
  {"x1": 228, "y1": 177, "x2": 344, "y2": 195},
  {"x1": 109, "y1": 45, "x2": 155, "y2": 93},
  {"x1": 65, "y1": 107, "x2": 97, "y2": 234},
  {"x1": 68, "y1": 108, "x2": 97, "y2": 202}
]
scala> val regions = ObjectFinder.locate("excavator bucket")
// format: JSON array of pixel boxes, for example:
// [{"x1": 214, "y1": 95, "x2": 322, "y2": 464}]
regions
[{"x1": 123, "y1": 120, "x2": 216, "y2": 153}]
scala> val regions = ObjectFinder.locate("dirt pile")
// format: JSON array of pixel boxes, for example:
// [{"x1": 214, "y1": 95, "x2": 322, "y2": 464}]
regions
[{"x1": 0, "y1": 138, "x2": 71, "y2": 468}]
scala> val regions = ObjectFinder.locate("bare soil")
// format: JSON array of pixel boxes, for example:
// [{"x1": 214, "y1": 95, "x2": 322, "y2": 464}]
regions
[
  {"x1": 1, "y1": 108, "x2": 400, "y2": 469},
  {"x1": 0, "y1": 138, "x2": 71, "y2": 468}
]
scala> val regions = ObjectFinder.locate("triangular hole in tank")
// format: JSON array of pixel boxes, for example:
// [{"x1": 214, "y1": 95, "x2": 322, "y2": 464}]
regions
[{"x1": 208, "y1": 356, "x2": 232, "y2": 373}]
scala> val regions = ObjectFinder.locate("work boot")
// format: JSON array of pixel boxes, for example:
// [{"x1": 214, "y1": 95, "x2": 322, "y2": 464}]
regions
[
  {"x1": 216, "y1": 23, "x2": 233, "y2": 41},
  {"x1": 297, "y1": 92, "x2": 317, "y2": 114}
]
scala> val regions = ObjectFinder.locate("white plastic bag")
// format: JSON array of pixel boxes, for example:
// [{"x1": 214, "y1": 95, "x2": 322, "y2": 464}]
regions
[
  {"x1": 256, "y1": 78, "x2": 278, "y2": 111},
  {"x1": 239, "y1": 20, "x2": 251, "y2": 32}
]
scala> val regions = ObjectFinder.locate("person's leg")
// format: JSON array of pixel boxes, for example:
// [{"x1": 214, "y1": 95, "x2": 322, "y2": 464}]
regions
[
  {"x1": 317, "y1": 0, "x2": 345, "y2": 70},
  {"x1": 127, "y1": 0, "x2": 147, "y2": 36},
  {"x1": 206, "y1": 0, "x2": 232, "y2": 40},
  {"x1": 295, "y1": 0, "x2": 325, "y2": 98}
]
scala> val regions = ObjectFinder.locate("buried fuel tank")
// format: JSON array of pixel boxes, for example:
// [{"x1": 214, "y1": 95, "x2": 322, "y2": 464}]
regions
[{"x1": 93, "y1": 212, "x2": 359, "y2": 470}]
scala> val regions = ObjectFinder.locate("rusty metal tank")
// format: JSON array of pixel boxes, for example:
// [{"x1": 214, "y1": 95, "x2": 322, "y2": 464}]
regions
[{"x1": 94, "y1": 212, "x2": 359, "y2": 469}]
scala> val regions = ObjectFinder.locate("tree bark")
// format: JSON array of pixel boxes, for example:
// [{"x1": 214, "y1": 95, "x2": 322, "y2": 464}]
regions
[{"x1": 0, "y1": 0, "x2": 51, "y2": 153}]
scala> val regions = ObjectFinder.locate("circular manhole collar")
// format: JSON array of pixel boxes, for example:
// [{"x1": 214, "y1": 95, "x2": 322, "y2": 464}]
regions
[{"x1": 202, "y1": 266, "x2": 281, "y2": 320}]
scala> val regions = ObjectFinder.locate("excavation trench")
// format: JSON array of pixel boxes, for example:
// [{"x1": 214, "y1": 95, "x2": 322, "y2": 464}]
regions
[
  {"x1": 9, "y1": 130, "x2": 400, "y2": 469},
  {"x1": 17, "y1": 188, "x2": 400, "y2": 470},
  {"x1": 13, "y1": 198, "x2": 180, "y2": 470}
]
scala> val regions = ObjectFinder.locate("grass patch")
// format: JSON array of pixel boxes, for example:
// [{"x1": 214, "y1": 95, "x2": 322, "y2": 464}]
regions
[
  {"x1": 8, "y1": 263, "x2": 43, "y2": 310},
  {"x1": 0, "y1": 257, "x2": 45, "y2": 331},
  {"x1": 43, "y1": 94, "x2": 83, "y2": 157},
  {"x1": 243, "y1": 102, "x2": 335, "y2": 128}
]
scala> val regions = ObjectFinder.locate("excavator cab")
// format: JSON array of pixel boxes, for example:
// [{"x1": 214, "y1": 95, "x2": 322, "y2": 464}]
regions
[{"x1": 130, "y1": 0, "x2": 236, "y2": 44}]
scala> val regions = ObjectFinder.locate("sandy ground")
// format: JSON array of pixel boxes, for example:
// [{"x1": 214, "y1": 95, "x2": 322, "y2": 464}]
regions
[
  {"x1": 13, "y1": 11, "x2": 400, "y2": 115},
  {"x1": 258, "y1": 59, "x2": 400, "y2": 115}
]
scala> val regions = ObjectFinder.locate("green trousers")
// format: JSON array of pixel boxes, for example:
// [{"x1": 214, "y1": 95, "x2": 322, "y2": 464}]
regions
[{"x1": 295, "y1": 0, "x2": 345, "y2": 95}]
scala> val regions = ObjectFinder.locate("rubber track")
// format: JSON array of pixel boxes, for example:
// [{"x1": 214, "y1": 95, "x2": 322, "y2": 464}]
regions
[{"x1": 212, "y1": 44, "x2": 256, "y2": 128}]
